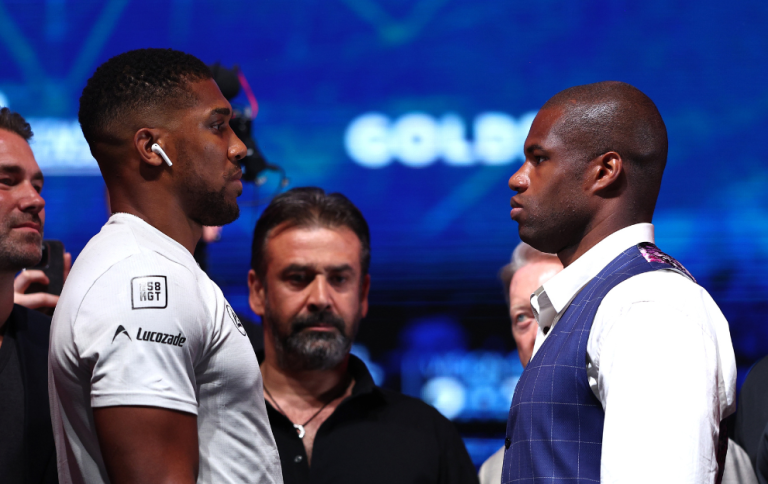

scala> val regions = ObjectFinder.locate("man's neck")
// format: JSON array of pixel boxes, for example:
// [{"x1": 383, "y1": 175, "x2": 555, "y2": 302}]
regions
[
  {"x1": 0, "y1": 271, "x2": 16, "y2": 347},
  {"x1": 558, "y1": 211, "x2": 650, "y2": 268},
  {"x1": 260, "y1": 353, "x2": 351, "y2": 405},
  {"x1": 109, "y1": 198, "x2": 202, "y2": 254}
]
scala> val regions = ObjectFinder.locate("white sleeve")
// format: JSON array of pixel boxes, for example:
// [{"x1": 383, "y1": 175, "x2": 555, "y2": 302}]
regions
[
  {"x1": 74, "y1": 254, "x2": 209, "y2": 415},
  {"x1": 592, "y1": 273, "x2": 734, "y2": 484}
]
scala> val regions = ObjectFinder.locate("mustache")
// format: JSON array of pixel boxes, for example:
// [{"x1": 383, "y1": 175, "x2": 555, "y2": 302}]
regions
[
  {"x1": 8, "y1": 213, "x2": 42, "y2": 229},
  {"x1": 290, "y1": 312, "x2": 346, "y2": 336}
]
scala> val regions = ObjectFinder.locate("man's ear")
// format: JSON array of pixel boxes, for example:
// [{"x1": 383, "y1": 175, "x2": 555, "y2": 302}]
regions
[
  {"x1": 248, "y1": 269, "x2": 266, "y2": 316},
  {"x1": 587, "y1": 151, "x2": 624, "y2": 194},
  {"x1": 134, "y1": 128, "x2": 169, "y2": 168},
  {"x1": 359, "y1": 274, "x2": 371, "y2": 319}
]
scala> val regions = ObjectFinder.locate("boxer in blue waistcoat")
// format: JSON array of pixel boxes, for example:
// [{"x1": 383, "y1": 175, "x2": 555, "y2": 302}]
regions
[{"x1": 502, "y1": 82, "x2": 736, "y2": 483}]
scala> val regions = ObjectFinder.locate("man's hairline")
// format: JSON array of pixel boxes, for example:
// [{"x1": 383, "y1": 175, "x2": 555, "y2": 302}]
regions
[
  {"x1": 0, "y1": 129, "x2": 43, "y2": 182},
  {"x1": 257, "y1": 219, "x2": 368, "y2": 282},
  {"x1": 0, "y1": 126, "x2": 32, "y2": 145},
  {"x1": 88, "y1": 76, "x2": 214, "y2": 150}
]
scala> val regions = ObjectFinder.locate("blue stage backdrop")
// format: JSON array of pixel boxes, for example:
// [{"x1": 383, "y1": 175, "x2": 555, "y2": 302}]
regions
[{"x1": 2, "y1": 0, "x2": 767, "y2": 466}]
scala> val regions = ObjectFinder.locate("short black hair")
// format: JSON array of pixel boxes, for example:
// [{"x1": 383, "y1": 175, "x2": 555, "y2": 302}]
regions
[
  {"x1": 0, "y1": 107, "x2": 33, "y2": 141},
  {"x1": 251, "y1": 187, "x2": 371, "y2": 281},
  {"x1": 79, "y1": 48, "x2": 211, "y2": 147},
  {"x1": 543, "y1": 81, "x2": 668, "y2": 189}
]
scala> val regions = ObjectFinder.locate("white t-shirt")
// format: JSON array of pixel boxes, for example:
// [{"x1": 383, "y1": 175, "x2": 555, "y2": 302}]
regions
[{"x1": 49, "y1": 213, "x2": 283, "y2": 484}]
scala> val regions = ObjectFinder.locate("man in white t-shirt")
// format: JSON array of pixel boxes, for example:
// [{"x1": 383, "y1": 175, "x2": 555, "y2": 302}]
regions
[{"x1": 49, "y1": 48, "x2": 283, "y2": 484}]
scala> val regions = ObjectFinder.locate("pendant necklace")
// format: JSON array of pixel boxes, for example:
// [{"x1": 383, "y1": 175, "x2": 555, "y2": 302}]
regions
[{"x1": 264, "y1": 381, "x2": 348, "y2": 439}]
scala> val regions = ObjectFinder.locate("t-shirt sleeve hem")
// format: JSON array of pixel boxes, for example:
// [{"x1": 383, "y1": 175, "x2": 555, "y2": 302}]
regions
[{"x1": 91, "y1": 393, "x2": 198, "y2": 415}]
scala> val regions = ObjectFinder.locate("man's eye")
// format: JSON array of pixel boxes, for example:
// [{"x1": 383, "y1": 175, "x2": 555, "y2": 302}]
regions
[
  {"x1": 515, "y1": 313, "x2": 531, "y2": 323},
  {"x1": 287, "y1": 274, "x2": 307, "y2": 284},
  {"x1": 0, "y1": 178, "x2": 14, "y2": 186},
  {"x1": 330, "y1": 275, "x2": 348, "y2": 285}
]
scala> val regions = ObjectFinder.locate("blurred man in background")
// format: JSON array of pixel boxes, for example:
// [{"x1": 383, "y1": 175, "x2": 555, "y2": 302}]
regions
[
  {"x1": 0, "y1": 107, "x2": 57, "y2": 484},
  {"x1": 247, "y1": 186, "x2": 478, "y2": 484},
  {"x1": 478, "y1": 242, "x2": 562, "y2": 484},
  {"x1": 49, "y1": 48, "x2": 283, "y2": 484},
  {"x1": 498, "y1": 243, "x2": 562, "y2": 368}
]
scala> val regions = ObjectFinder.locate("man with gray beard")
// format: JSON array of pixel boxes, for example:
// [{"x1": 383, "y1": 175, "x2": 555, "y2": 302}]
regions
[{"x1": 247, "y1": 187, "x2": 478, "y2": 484}]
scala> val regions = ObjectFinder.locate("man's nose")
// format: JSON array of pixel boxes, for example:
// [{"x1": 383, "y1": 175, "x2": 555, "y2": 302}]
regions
[
  {"x1": 18, "y1": 183, "x2": 45, "y2": 214},
  {"x1": 509, "y1": 165, "x2": 529, "y2": 193},
  {"x1": 229, "y1": 132, "x2": 247, "y2": 162},
  {"x1": 307, "y1": 277, "x2": 331, "y2": 312}
]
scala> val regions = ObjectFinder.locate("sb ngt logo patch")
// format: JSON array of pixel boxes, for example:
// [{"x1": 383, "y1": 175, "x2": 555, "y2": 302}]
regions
[{"x1": 131, "y1": 276, "x2": 168, "y2": 309}]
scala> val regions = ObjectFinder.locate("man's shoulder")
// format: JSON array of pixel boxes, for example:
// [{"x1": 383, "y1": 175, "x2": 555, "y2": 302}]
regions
[
  {"x1": 76, "y1": 216, "x2": 197, "y2": 280},
  {"x1": 10, "y1": 304, "x2": 52, "y2": 350},
  {"x1": 54, "y1": 247, "x2": 205, "y2": 335},
  {"x1": 374, "y1": 387, "x2": 459, "y2": 430},
  {"x1": 605, "y1": 267, "x2": 705, "y2": 308},
  {"x1": 71, "y1": 246, "x2": 195, "y2": 295},
  {"x1": 11, "y1": 304, "x2": 51, "y2": 331},
  {"x1": 744, "y1": 355, "x2": 768, "y2": 389},
  {"x1": 349, "y1": 355, "x2": 458, "y2": 432}
]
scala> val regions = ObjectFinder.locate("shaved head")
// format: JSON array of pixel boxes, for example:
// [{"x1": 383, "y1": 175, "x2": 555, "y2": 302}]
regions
[
  {"x1": 509, "y1": 81, "x2": 670, "y2": 262},
  {"x1": 542, "y1": 81, "x2": 668, "y2": 204}
]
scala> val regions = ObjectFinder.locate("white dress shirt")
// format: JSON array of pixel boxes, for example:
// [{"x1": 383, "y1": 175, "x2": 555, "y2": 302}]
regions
[{"x1": 529, "y1": 223, "x2": 737, "y2": 484}]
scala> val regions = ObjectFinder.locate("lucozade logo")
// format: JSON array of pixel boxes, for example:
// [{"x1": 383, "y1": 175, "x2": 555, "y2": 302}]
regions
[{"x1": 344, "y1": 111, "x2": 537, "y2": 168}]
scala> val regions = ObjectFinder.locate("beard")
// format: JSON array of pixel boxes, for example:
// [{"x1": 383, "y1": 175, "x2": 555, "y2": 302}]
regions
[
  {"x1": 0, "y1": 215, "x2": 43, "y2": 272},
  {"x1": 517, "y1": 191, "x2": 589, "y2": 255},
  {"x1": 185, "y1": 180, "x2": 240, "y2": 227},
  {"x1": 265, "y1": 306, "x2": 360, "y2": 372},
  {"x1": 177, "y1": 147, "x2": 242, "y2": 226}
]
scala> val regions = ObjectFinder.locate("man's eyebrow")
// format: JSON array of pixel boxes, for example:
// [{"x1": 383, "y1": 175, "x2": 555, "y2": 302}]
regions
[
  {"x1": 0, "y1": 165, "x2": 22, "y2": 174},
  {"x1": 0, "y1": 165, "x2": 43, "y2": 182},
  {"x1": 525, "y1": 143, "x2": 544, "y2": 154},
  {"x1": 281, "y1": 263, "x2": 313, "y2": 273},
  {"x1": 210, "y1": 107, "x2": 231, "y2": 117},
  {"x1": 280, "y1": 263, "x2": 354, "y2": 273},
  {"x1": 326, "y1": 264, "x2": 354, "y2": 273}
]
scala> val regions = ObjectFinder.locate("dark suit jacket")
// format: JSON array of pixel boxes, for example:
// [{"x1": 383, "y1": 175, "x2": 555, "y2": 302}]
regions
[{"x1": 10, "y1": 304, "x2": 58, "y2": 484}]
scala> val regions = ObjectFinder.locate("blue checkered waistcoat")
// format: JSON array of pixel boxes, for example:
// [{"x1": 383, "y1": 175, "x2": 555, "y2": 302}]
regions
[{"x1": 501, "y1": 243, "x2": 699, "y2": 484}]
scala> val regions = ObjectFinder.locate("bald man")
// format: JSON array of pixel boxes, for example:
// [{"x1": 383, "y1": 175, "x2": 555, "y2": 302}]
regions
[{"x1": 501, "y1": 82, "x2": 736, "y2": 484}]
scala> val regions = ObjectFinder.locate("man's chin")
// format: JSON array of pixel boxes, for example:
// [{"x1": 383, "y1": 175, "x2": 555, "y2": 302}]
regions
[
  {"x1": 0, "y1": 247, "x2": 44, "y2": 271},
  {"x1": 195, "y1": 203, "x2": 239, "y2": 227}
]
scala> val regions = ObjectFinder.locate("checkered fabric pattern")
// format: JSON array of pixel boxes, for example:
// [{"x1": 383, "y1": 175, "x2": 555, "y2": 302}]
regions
[{"x1": 501, "y1": 243, "x2": 694, "y2": 484}]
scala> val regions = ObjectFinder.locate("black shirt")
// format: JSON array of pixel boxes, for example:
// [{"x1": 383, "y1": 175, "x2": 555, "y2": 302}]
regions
[
  {"x1": 735, "y1": 355, "x2": 768, "y2": 483},
  {"x1": 735, "y1": 356, "x2": 768, "y2": 467},
  {"x1": 0, "y1": 316, "x2": 26, "y2": 484},
  {"x1": 259, "y1": 353, "x2": 479, "y2": 484}
]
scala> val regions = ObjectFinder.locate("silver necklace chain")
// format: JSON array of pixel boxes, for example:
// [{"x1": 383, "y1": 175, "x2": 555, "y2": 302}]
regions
[{"x1": 263, "y1": 381, "x2": 348, "y2": 439}]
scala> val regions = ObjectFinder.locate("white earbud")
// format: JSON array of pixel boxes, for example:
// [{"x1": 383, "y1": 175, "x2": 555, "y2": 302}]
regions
[{"x1": 151, "y1": 143, "x2": 173, "y2": 167}]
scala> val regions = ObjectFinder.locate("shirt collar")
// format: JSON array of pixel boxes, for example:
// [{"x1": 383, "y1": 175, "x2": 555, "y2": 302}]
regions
[
  {"x1": 534, "y1": 223, "x2": 655, "y2": 324},
  {"x1": 256, "y1": 351, "x2": 379, "y2": 398},
  {"x1": 109, "y1": 212, "x2": 197, "y2": 266}
]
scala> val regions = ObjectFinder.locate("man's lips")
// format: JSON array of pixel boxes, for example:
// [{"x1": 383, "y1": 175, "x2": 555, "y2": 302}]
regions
[
  {"x1": 227, "y1": 168, "x2": 243, "y2": 182},
  {"x1": 510, "y1": 198, "x2": 523, "y2": 219},
  {"x1": 301, "y1": 324, "x2": 338, "y2": 332},
  {"x1": 12, "y1": 222, "x2": 42, "y2": 234}
]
